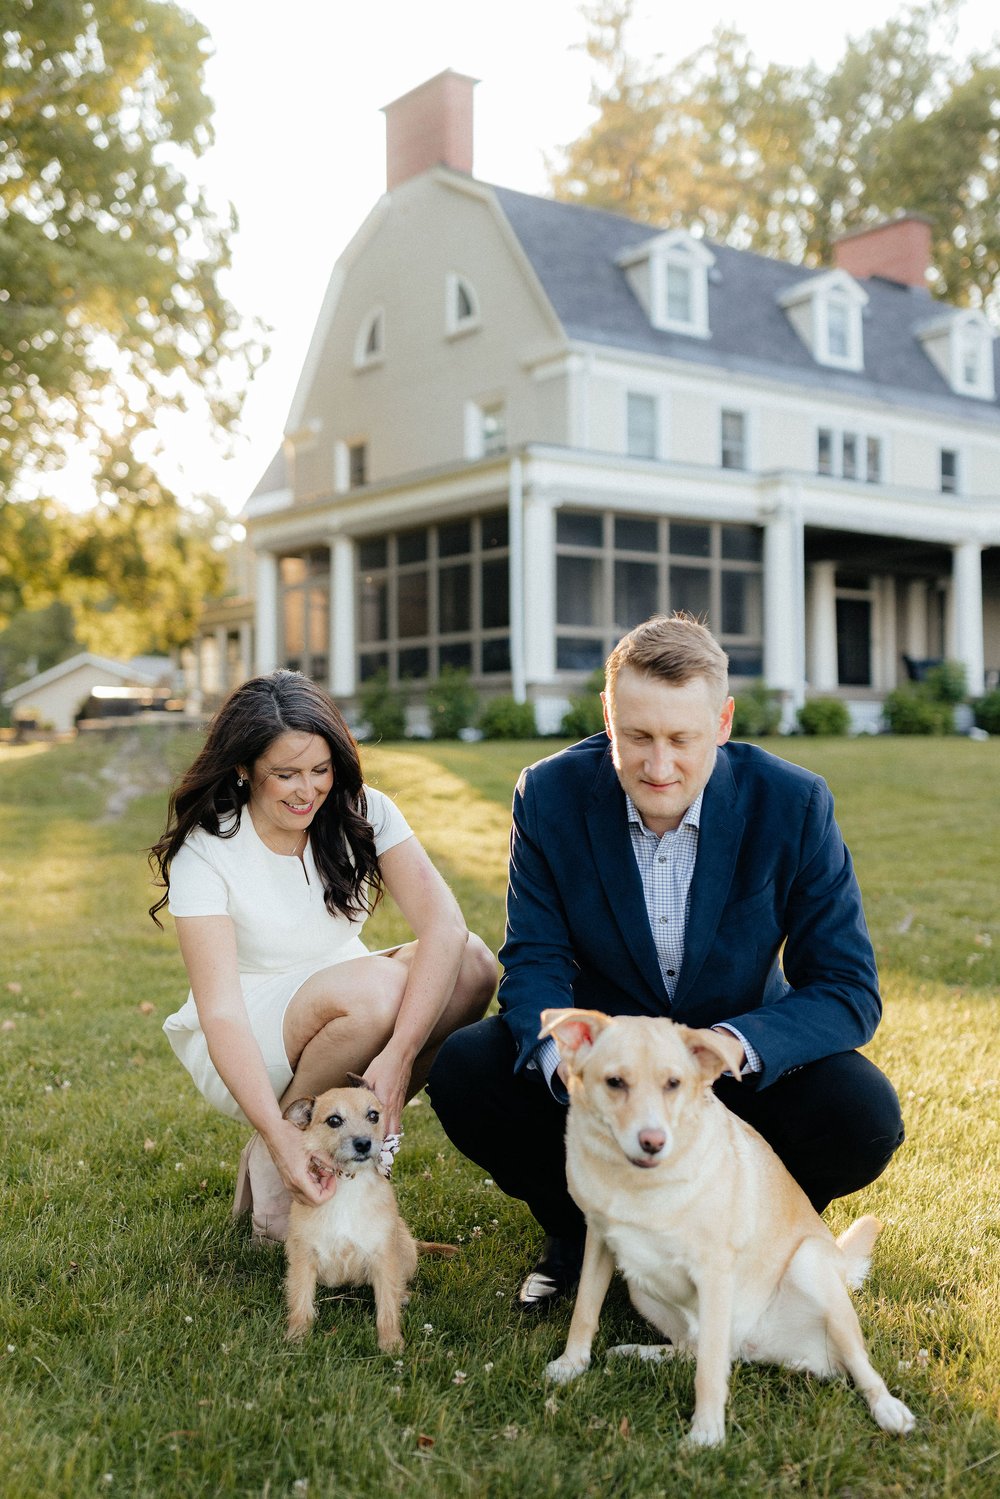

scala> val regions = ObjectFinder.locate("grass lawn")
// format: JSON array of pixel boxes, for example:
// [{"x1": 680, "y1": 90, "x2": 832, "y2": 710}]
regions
[{"x1": 1, "y1": 728, "x2": 998, "y2": 1498}]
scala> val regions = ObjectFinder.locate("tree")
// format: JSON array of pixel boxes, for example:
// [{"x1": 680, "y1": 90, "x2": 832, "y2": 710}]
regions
[
  {"x1": 0, "y1": 0, "x2": 260, "y2": 496},
  {"x1": 550, "y1": 0, "x2": 1000, "y2": 311}
]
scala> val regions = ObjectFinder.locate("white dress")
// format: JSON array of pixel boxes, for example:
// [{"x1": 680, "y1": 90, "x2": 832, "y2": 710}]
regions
[{"x1": 162, "y1": 786, "x2": 413, "y2": 1121}]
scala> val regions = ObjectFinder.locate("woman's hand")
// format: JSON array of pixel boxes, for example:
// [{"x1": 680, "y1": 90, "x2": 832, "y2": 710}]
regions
[
  {"x1": 363, "y1": 1040, "x2": 414, "y2": 1137},
  {"x1": 264, "y1": 1117, "x2": 338, "y2": 1206}
]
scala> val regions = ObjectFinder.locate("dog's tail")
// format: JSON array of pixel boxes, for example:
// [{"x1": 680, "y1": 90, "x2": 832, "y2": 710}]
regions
[
  {"x1": 836, "y1": 1214, "x2": 881, "y2": 1290},
  {"x1": 415, "y1": 1240, "x2": 459, "y2": 1258}
]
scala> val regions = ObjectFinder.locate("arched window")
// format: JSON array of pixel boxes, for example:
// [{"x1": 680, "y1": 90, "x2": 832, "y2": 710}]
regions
[
  {"x1": 354, "y1": 308, "x2": 385, "y2": 368},
  {"x1": 446, "y1": 272, "x2": 480, "y2": 336}
]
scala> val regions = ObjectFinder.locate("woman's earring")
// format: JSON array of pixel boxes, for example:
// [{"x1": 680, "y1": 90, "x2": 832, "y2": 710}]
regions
[{"x1": 237, "y1": 775, "x2": 246, "y2": 788}]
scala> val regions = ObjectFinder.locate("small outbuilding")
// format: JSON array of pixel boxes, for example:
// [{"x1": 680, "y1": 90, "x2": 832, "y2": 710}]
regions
[{"x1": 1, "y1": 653, "x2": 174, "y2": 733}]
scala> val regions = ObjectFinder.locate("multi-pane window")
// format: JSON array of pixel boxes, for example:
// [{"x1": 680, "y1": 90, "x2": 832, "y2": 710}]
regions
[
  {"x1": 357, "y1": 511, "x2": 510, "y2": 683},
  {"x1": 817, "y1": 427, "x2": 881, "y2": 483},
  {"x1": 720, "y1": 410, "x2": 747, "y2": 470},
  {"x1": 665, "y1": 261, "x2": 693, "y2": 324},
  {"x1": 280, "y1": 549, "x2": 330, "y2": 682},
  {"x1": 626, "y1": 392, "x2": 658, "y2": 459},
  {"x1": 826, "y1": 295, "x2": 851, "y2": 360},
  {"x1": 348, "y1": 442, "x2": 367, "y2": 488},
  {"x1": 555, "y1": 510, "x2": 763, "y2": 676},
  {"x1": 481, "y1": 404, "x2": 506, "y2": 456},
  {"x1": 940, "y1": 449, "x2": 959, "y2": 494}
]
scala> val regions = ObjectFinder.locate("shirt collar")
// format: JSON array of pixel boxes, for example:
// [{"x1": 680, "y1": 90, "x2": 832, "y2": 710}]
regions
[{"x1": 626, "y1": 788, "x2": 704, "y2": 835}]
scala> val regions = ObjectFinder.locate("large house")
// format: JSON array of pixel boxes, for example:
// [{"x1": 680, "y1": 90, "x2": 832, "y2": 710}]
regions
[{"x1": 196, "y1": 70, "x2": 1000, "y2": 731}]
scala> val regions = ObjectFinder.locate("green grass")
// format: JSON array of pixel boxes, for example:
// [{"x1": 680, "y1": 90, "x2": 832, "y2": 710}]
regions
[{"x1": 1, "y1": 728, "x2": 998, "y2": 1498}]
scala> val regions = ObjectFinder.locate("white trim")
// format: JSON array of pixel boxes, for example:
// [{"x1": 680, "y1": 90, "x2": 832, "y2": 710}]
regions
[{"x1": 779, "y1": 269, "x2": 868, "y2": 372}]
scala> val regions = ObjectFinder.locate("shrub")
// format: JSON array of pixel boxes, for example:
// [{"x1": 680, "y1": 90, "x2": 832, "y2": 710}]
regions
[
  {"x1": 358, "y1": 669, "x2": 407, "y2": 741},
  {"x1": 732, "y1": 681, "x2": 782, "y2": 738},
  {"x1": 882, "y1": 686, "x2": 953, "y2": 735},
  {"x1": 478, "y1": 694, "x2": 537, "y2": 740},
  {"x1": 560, "y1": 668, "x2": 606, "y2": 738},
  {"x1": 973, "y1": 689, "x2": 1000, "y2": 735},
  {"x1": 923, "y1": 659, "x2": 967, "y2": 704},
  {"x1": 426, "y1": 665, "x2": 477, "y2": 739},
  {"x1": 796, "y1": 697, "x2": 851, "y2": 737}
]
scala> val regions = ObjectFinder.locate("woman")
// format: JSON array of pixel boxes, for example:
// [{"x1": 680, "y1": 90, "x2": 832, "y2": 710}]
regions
[{"x1": 150, "y1": 670, "x2": 496, "y2": 1244}]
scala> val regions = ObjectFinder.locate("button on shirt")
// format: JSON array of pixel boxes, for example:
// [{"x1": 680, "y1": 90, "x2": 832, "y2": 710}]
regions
[{"x1": 627, "y1": 790, "x2": 702, "y2": 1003}]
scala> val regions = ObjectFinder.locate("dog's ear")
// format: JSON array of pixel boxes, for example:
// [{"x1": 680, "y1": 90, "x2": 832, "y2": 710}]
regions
[
  {"x1": 283, "y1": 1096, "x2": 316, "y2": 1129},
  {"x1": 679, "y1": 1026, "x2": 744, "y2": 1083},
  {"x1": 345, "y1": 1071, "x2": 383, "y2": 1106},
  {"x1": 539, "y1": 1008, "x2": 613, "y2": 1066}
]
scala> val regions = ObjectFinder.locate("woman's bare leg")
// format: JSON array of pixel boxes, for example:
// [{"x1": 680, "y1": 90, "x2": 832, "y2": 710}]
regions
[{"x1": 279, "y1": 933, "x2": 495, "y2": 1109}]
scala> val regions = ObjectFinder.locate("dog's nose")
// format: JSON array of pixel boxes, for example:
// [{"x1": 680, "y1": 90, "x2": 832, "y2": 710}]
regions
[
  {"x1": 352, "y1": 1136, "x2": 372, "y2": 1156},
  {"x1": 638, "y1": 1130, "x2": 666, "y2": 1156}
]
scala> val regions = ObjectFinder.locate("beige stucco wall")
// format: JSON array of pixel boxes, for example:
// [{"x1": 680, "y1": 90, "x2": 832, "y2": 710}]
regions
[{"x1": 291, "y1": 176, "x2": 567, "y2": 501}]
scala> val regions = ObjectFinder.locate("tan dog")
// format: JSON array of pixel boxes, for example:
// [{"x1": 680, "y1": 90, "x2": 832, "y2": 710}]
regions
[
  {"x1": 540, "y1": 1009, "x2": 915, "y2": 1447},
  {"x1": 283, "y1": 1078, "x2": 455, "y2": 1350}
]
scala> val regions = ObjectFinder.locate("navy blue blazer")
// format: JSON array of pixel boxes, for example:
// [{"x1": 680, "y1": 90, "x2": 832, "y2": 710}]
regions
[{"x1": 497, "y1": 733, "x2": 881, "y2": 1090}]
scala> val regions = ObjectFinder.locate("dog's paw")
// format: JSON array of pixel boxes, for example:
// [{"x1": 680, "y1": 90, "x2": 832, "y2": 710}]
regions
[
  {"x1": 871, "y1": 1392, "x2": 916, "y2": 1435},
  {"x1": 684, "y1": 1414, "x2": 727, "y2": 1448},
  {"x1": 285, "y1": 1319, "x2": 312, "y2": 1343},
  {"x1": 545, "y1": 1353, "x2": 590, "y2": 1385}
]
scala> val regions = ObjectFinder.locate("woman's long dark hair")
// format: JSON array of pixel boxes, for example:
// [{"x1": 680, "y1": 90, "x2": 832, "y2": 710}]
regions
[{"x1": 149, "y1": 671, "x2": 383, "y2": 927}]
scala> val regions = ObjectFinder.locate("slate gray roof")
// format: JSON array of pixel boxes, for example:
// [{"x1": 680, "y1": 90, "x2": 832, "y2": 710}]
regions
[{"x1": 491, "y1": 186, "x2": 1000, "y2": 427}]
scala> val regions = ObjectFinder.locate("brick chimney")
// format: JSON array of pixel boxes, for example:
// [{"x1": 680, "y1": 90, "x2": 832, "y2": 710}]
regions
[
  {"x1": 382, "y1": 70, "x2": 478, "y2": 191},
  {"x1": 833, "y1": 214, "x2": 933, "y2": 288}
]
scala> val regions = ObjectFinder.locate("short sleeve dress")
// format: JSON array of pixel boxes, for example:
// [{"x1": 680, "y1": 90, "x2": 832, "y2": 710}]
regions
[{"x1": 162, "y1": 785, "x2": 413, "y2": 1121}]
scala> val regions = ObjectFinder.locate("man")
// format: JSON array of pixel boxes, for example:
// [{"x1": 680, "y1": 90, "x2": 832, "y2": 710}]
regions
[{"x1": 427, "y1": 615, "x2": 904, "y2": 1311}]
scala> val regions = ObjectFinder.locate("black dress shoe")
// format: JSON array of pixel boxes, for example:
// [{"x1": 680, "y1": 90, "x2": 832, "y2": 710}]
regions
[{"x1": 516, "y1": 1234, "x2": 585, "y2": 1313}]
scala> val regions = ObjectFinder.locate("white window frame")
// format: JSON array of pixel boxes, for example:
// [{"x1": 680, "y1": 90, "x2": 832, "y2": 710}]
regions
[
  {"x1": 953, "y1": 315, "x2": 995, "y2": 399},
  {"x1": 780, "y1": 270, "x2": 867, "y2": 372},
  {"x1": 618, "y1": 229, "x2": 714, "y2": 339},
  {"x1": 720, "y1": 408, "x2": 749, "y2": 470},
  {"x1": 624, "y1": 389, "x2": 661, "y2": 460},
  {"x1": 353, "y1": 307, "x2": 385, "y2": 370},
  {"x1": 445, "y1": 272, "x2": 481, "y2": 338},
  {"x1": 464, "y1": 397, "x2": 507, "y2": 460},
  {"x1": 815, "y1": 424, "x2": 884, "y2": 483}
]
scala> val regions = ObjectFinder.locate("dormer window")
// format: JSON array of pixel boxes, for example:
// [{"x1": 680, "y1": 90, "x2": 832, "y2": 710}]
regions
[
  {"x1": 778, "y1": 270, "x2": 867, "y2": 371},
  {"x1": 617, "y1": 230, "x2": 714, "y2": 339},
  {"x1": 446, "y1": 272, "x2": 481, "y2": 337},
  {"x1": 354, "y1": 308, "x2": 385, "y2": 369},
  {"x1": 917, "y1": 309, "x2": 994, "y2": 400}
]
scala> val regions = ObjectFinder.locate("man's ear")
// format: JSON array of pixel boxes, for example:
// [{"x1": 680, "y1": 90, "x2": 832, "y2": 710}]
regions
[
  {"x1": 678, "y1": 1025, "x2": 743, "y2": 1083},
  {"x1": 283, "y1": 1096, "x2": 316, "y2": 1129},
  {"x1": 539, "y1": 1008, "x2": 614, "y2": 1068}
]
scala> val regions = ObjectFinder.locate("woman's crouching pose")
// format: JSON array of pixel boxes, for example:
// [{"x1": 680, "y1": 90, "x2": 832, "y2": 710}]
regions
[{"x1": 150, "y1": 670, "x2": 496, "y2": 1243}]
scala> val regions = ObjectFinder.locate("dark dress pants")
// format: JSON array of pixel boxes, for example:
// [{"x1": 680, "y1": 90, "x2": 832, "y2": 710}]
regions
[{"x1": 426, "y1": 1015, "x2": 905, "y2": 1235}]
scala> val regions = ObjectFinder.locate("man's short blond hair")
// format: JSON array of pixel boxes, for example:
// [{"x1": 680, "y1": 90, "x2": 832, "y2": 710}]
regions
[{"x1": 605, "y1": 614, "x2": 730, "y2": 709}]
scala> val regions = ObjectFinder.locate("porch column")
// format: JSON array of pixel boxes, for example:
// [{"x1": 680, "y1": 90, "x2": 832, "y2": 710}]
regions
[
  {"x1": 951, "y1": 540, "x2": 985, "y2": 696},
  {"x1": 330, "y1": 534, "x2": 356, "y2": 697},
  {"x1": 807, "y1": 561, "x2": 838, "y2": 691},
  {"x1": 254, "y1": 551, "x2": 279, "y2": 673},
  {"x1": 522, "y1": 492, "x2": 556, "y2": 685},
  {"x1": 875, "y1": 575, "x2": 897, "y2": 691},
  {"x1": 508, "y1": 457, "x2": 526, "y2": 703},
  {"x1": 904, "y1": 579, "x2": 929, "y2": 659},
  {"x1": 214, "y1": 626, "x2": 228, "y2": 692},
  {"x1": 762, "y1": 500, "x2": 806, "y2": 718},
  {"x1": 238, "y1": 620, "x2": 253, "y2": 682}
]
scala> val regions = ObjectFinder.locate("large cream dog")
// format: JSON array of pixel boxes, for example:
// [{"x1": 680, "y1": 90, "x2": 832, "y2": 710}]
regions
[{"x1": 541, "y1": 1008, "x2": 915, "y2": 1447}]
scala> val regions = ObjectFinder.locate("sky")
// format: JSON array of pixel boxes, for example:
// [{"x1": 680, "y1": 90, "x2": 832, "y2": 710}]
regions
[{"x1": 69, "y1": 0, "x2": 1000, "y2": 516}]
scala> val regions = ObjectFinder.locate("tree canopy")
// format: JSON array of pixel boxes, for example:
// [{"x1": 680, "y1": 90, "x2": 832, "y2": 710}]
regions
[
  {"x1": 550, "y1": 0, "x2": 1000, "y2": 312},
  {"x1": 0, "y1": 0, "x2": 255, "y2": 673}
]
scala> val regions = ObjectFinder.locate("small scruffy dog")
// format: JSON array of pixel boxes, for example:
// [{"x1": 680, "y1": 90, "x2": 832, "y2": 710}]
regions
[{"x1": 283, "y1": 1076, "x2": 454, "y2": 1350}]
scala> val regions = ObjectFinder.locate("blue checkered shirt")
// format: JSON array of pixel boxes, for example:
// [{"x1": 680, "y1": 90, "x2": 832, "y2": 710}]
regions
[{"x1": 533, "y1": 789, "x2": 759, "y2": 1094}]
